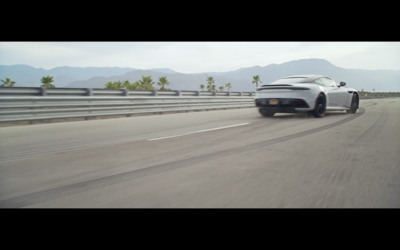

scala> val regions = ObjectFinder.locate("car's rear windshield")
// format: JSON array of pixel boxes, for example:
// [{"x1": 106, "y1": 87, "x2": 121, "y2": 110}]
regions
[{"x1": 263, "y1": 77, "x2": 310, "y2": 86}]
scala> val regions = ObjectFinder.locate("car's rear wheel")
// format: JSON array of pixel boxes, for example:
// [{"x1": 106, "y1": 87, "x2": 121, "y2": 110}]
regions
[
  {"x1": 259, "y1": 108, "x2": 275, "y2": 117},
  {"x1": 313, "y1": 94, "x2": 326, "y2": 118},
  {"x1": 346, "y1": 93, "x2": 359, "y2": 114}
]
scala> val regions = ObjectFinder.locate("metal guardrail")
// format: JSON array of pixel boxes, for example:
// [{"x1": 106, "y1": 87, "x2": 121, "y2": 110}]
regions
[
  {"x1": 0, "y1": 87, "x2": 256, "y2": 123},
  {"x1": 0, "y1": 87, "x2": 255, "y2": 97}
]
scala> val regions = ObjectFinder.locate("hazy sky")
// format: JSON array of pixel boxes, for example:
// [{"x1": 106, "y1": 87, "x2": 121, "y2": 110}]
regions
[{"x1": 1, "y1": 42, "x2": 399, "y2": 73}]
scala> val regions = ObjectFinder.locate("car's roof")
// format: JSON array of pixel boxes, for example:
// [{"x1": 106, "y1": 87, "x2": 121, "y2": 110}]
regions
[
  {"x1": 264, "y1": 75, "x2": 333, "y2": 86},
  {"x1": 283, "y1": 75, "x2": 326, "y2": 81}
]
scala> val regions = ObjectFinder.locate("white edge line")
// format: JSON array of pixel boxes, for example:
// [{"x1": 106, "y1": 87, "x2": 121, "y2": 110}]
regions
[
  {"x1": 148, "y1": 123, "x2": 250, "y2": 141},
  {"x1": 195, "y1": 123, "x2": 250, "y2": 133},
  {"x1": 148, "y1": 132, "x2": 193, "y2": 141}
]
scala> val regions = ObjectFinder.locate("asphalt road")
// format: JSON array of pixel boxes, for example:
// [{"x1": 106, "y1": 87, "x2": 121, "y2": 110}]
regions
[{"x1": 1, "y1": 98, "x2": 399, "y2": 208}]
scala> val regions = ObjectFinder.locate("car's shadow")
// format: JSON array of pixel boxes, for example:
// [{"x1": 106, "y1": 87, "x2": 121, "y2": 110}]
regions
[{"x1": 260, "y1": 111, "x2": 348, "y2": 119}]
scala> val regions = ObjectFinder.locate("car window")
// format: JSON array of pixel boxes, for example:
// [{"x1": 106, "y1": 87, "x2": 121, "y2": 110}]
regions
[
  {"x1": 321, "y1": 77, "x2": 338, "y2": 87},
  {"x1": 264, "y1": 77, "x2": 307, "y2": 86},
  {"x1": 314, "y1": 78, "x2": 324, "y2": 85}
]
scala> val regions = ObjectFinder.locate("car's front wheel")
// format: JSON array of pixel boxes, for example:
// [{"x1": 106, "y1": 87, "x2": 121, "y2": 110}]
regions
[
  {"x1": 312, "y1": 94, "x2": 326, "y2": 118},
  {"x1": 346, "y1": 93, "x2": 359, "y2": 114},
  {"x1": 259, "y1": 108, "x2": 275, "y2": 117}
]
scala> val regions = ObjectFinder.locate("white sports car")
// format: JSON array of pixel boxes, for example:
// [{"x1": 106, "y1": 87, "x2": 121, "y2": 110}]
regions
[{"x1": 255, "y1": 75, "x2": 359, "y2": 118}]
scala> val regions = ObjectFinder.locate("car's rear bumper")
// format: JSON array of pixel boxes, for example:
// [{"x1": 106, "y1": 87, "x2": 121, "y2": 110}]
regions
[{"x1": 255, "y1": 98, "x2": 312, "y2": 113}]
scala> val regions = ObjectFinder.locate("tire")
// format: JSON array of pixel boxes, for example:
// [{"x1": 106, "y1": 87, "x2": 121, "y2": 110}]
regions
[
  {"x1": 259, "y1": 108, "x2": 275, "y2": 117},
  {"x1": 346, "y1": 94, "x2": 359, "y2": 114},
  {"x1": 312, "y1": 93, "x2": 326, "y2": 118}
]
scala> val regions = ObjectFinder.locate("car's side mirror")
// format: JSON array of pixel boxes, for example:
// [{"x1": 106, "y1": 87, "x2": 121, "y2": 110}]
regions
[{"x1": 340, "y1": 82, "x2": 346, "y2": 87}]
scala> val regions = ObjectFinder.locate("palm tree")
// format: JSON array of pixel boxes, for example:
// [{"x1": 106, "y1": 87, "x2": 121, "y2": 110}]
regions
[
  {"x1": 157, "y1": 76, "x2": 170, "y2": 91},
  {"x1": 0, "y1": 78, "x2": 16, "y2": 87},
  {"x1": 225, "y1": 82, "x2": 232, "y2": 92},
  {"x1": 219, "y1": 86, "x2": 224, "y2": 91},
  {"x1": 40, "y1": 76, "x2": 55, "y2": 88},
  {"x1": 252, "y1": 75, "x2": 261, "y2": 89},
  {"x1": 138, "y1": 76, "x2": 155, "y2": 90},
  {"x1": 200, "y1": 84, "x2": 205, "y2": 91},
  {"x1": 121, "y1": 80, "x2": 140, "y2": 90},
  {"x1": 105, "y1": 81, "x2": 115, "y2": 89},
  {"x1": 206, "y1": 76, "x2": 215, "y2": 92},
  {"x1": 132, "y1": 81, "x2": 141, "y2": 89},
  {"x1": 114, "y1": 81, "x2": 124, "y2": 89},
  {"x1": 123, "y1": 80, "x2": 131, "y2": 89},
  {"x1": 211, "y1": 84, "x2": 216, "y2": 92},
  {"x1": 105, "y1": 81, "x2": 124, "y2": 89}
]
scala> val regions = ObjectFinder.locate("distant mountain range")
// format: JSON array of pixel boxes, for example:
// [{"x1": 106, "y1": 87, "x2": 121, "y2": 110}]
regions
[
  {"x1": 1, "y1": 59, "x2": 399, "y2": 92},
  {"x1": 0, "y1": 65, "x2": 136, "y2": 87}
]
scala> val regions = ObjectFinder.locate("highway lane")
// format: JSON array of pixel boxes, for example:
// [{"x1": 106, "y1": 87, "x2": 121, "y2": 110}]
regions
[{"x1": 0, "y1": 98, "x2": 399, "y2": 208}]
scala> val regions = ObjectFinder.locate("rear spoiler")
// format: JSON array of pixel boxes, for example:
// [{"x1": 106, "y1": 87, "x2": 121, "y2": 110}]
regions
[{"x1": 257, "y1": 86, "x2": 310, "y2": 91}]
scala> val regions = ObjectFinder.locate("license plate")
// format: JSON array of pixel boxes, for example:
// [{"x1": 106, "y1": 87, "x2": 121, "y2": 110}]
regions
[{"x1": 269, "y1": 99, "x2": 279, "y2": 105}]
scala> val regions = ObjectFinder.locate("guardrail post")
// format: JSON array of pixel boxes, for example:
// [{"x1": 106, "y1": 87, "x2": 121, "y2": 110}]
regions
[
  {"x1": 196, "y1": 91, "x2": 201, "y2": 96},
  {"x1": 176, "y1": 90, "x2": 181, "y2": 96},
  {"x1": 87, "y1": 88, "x2": 93, "y2": 96},
  {"x1": 41, "y1": 88, "x2": 47, "y2": 96},
  {"x1": 227, "y1": 91, "x2": 231, "y2": 97},
  {"x1": 239, "y1": 92, "x2": 243, "y2": 96},
  {"x1": 153, "y1": 90, "x2": 158, "y2": 96},
  {"x1": 124, "y1": 89, "x2": 129, "y2": 96}
]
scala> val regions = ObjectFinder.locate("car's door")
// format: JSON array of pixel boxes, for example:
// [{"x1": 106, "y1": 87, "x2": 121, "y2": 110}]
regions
[
  {"x1": 320, "y1": 77, "x2": 346, "y2": 107},
  {"x1": 336, "y1": 81, "x2": 353, "y2": 107},
  {"x1": 329, "y1": 78, "x2": 350, "y2": 107}
]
